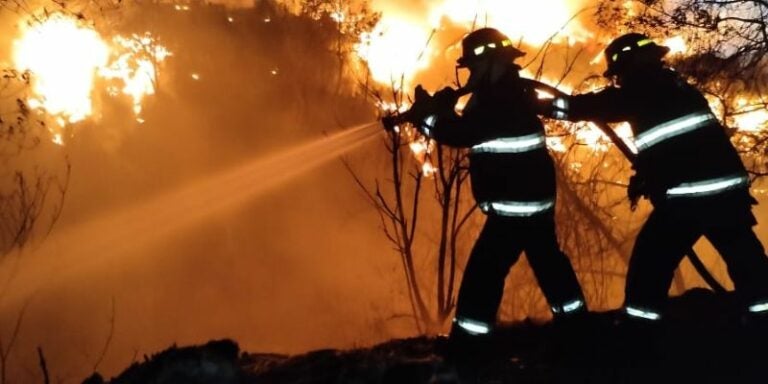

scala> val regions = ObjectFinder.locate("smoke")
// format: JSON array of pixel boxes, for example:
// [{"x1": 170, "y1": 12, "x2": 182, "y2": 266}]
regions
[
  {"x1": 6, "y1": 1, "x2": 765, "y2": 382},
  {"x1": 0, "y1": 2, "x2": 410, "y2": 382},
  {"x1": 0, "y1": 3, "x2": 609, "y2": 381}
]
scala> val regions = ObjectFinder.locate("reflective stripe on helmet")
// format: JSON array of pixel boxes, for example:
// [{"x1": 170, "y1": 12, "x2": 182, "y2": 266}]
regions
[
  {"x1": 454, "y1": 317, "x2": 491, "y2": 335},
  {"x1": 625, "y1": 306, "x2": 662, "y2": 321},
  {"x1": 634, "y1": 111, "x2": 716, "y2": 151},
  {"x1": 479, "y1": 199, "x2": 554, "y2": 217},
  {"x1": 470, "y1": 132, "x2": 546, "y2": 154},
  {"x1": 666, "y1": 174, "x2": 749, "y2": 198},
  {"x1": 636, "y1": 38, "x2": 654, "y2": 47},
  {"x1": 473, "y1": 42, "x2": 503, "y2": 57},
  {"x1": 611, "y1": 38, "x2": 656, "y2": 62}
]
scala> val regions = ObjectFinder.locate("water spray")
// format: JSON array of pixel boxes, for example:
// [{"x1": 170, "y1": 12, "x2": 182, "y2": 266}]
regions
[{"x1": 0, "y1": 121, "x2": 384, "y2": 307}]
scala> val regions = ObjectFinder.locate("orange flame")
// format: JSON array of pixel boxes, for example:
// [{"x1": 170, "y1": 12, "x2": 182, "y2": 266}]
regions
[
  {"x1": 358, "y1": 0, "x2": 592, "y2": 89},
  {"x1": 13, "y1": 14, "x2": 170, "y2": 144},
  {"x1": 13, "y1": 14, "x2": 109, "y2": 127}
]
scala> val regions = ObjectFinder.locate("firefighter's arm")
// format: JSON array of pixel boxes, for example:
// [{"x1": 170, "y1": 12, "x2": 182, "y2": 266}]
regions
[
  {"x1": 561, "y1": 88, "x2": 629, "y2": 123},
  {"x1": 423, "y1": 107, "x2": 494, "y2": 148},
  {"x1": 532, "y1": 85, "x2": 628, "y2": 124},
  {"x1": 410, "y1": 87, "x2": 491, "y2": 148},
  {"x1": 381, "y1": 85, "x2": 442, "y2": 133}
]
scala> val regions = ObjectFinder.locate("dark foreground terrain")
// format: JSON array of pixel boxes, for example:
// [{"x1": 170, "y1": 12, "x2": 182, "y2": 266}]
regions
[{"x1": 83, "y1": 288, "x2": 768, "y2": 384}]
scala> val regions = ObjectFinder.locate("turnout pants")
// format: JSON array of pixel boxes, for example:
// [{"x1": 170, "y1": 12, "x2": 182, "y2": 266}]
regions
[
  {"x1": 625, "y1": 197, "x2": 768, "y2": 313},
  {"x1": 453, "y1": 213, "x2": 584, "y2": 327}
]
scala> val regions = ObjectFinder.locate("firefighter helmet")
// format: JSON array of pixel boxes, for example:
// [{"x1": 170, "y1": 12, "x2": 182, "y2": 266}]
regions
[
  {"x1": 603, "y1": 33, "x2": 670, "y2": 77},
  {"x1": 457, "y1": 28, "x2": 525, "y2": 68}
]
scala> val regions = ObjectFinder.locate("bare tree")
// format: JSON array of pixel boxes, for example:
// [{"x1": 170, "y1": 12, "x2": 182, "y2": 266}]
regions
[
  {"x1": 0, "y1": 301, "x2": 29, "y2": 384},
  {"x1": 0, "y1": 69, "x2": 69, "y2": 259},
  {"x1": 298, "y1": 0, "x2": 381, "y2": 94},
  {"x1": 346, "y1": 103, "x2": 478, "y2": 333}
]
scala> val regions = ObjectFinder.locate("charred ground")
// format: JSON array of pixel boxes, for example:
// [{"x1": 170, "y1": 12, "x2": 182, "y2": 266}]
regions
[{"x1": 82, "y1": 288, "x2": 768, "y2": 384}]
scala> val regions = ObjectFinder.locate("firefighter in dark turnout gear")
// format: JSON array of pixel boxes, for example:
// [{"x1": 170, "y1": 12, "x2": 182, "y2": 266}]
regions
[
  {"x1": 547, "y1": 33, "x2": 768, "y2": 321},
  {"x1": 403, "y1": 28, "x2": 586, "y2": 344}
]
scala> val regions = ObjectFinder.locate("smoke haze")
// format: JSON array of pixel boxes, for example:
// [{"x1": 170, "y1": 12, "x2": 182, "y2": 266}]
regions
[
  {"x1": 0, "y1": 2, "x2": 410, "y2": 381},
  {"x1": 2, "y1": 1, "x2": 768, "y2": 383}
]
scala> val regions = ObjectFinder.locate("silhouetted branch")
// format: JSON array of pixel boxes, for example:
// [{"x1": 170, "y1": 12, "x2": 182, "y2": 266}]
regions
[
  {"x1": 37, "y1": 347, "x2": 49, "y2": 384},
  {"x1": 93, "y1": 297, "x2": 116, "y2": 372},
  {"x1": 0, "y1": 300, "x2": 29, "y2": 384}
]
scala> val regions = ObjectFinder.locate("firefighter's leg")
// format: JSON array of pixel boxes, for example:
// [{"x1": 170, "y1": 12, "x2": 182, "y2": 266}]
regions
[
  {"x1": 703, "y1": 220, "x2": 768, "y2": 378},
  {"x1": 444, "y1": 215, "x2": 523, "y2": 372},
  {"x1": 524, "y1": 214, "x2": 585, "y2": 316},
  {"x1": 524, "y1": 214, "x2": 590, "y2": 380},
  {"x1": 624, "y1": 208, "x2": 700, "y2": 320},
  {"x1": 706, "y1": 222, "x2": 768, "y2": 311},
  {"x1": 452, "y1": 215, "x2": 523, "y2": 336},
  {"x1": 618, "y1": 209, "x2": 700, "y2": 381}
]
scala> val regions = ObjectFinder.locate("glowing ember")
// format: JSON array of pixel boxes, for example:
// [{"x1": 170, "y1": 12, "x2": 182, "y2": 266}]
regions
[
  {"x1": 13, "y1": 15, "x2": 109, "y2": 125},
  {"x1": 330, "y1": 11, "x2": 345, "y2": 23},
  {"x1": 422, "y1": 160, "x2": 437, "y2": 177},
  {"x1": 409, "y1": 140, "x2": 428, "y2": 156}
]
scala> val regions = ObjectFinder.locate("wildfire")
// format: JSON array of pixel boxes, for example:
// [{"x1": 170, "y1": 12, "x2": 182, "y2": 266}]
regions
[
  {"x1": 434, "y1": 0, "x2": 591, "y2": 46},
  {"x1": 662, "y1": 36, "x2": 687, "y2": 55},
  {"x1": 356, "y1": 18, "x2": 434, "y2": 87},
  {"x1": 732, "y1": 99, "x2": 768, "y2": 133},
  {"x1": 12, "y1": 14, "x2": 170, "y2": 144},
  {"x1": 357, "y1": 0, "x2": 591, "y2": 89},
  {"x1": 13, "y1": 14, "x2": 109, "y2": 125}
]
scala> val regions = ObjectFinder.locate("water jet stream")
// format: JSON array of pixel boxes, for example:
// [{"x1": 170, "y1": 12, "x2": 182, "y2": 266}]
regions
[{"x1": 0, "y1": 121, "x2": 383, "y2": 307}]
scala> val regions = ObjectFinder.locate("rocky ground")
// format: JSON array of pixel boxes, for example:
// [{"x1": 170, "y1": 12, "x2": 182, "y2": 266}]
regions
[{"x1": 82, "y1": 288, "x2": 768, "y2": 384}]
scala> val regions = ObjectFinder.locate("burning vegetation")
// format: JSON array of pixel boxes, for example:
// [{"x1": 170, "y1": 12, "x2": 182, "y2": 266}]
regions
[{"x1": 0, "y1": 0, "x2": 766, "y2": 383}]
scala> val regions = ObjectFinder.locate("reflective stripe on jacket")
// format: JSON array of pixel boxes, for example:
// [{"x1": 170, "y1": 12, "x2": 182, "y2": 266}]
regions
[
  {"x1": 479, "y1": 199, "x2": 554, "y2": 217},
  {"x1": 470, "y1": 132, "x2": 546, "y2": 154}
]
